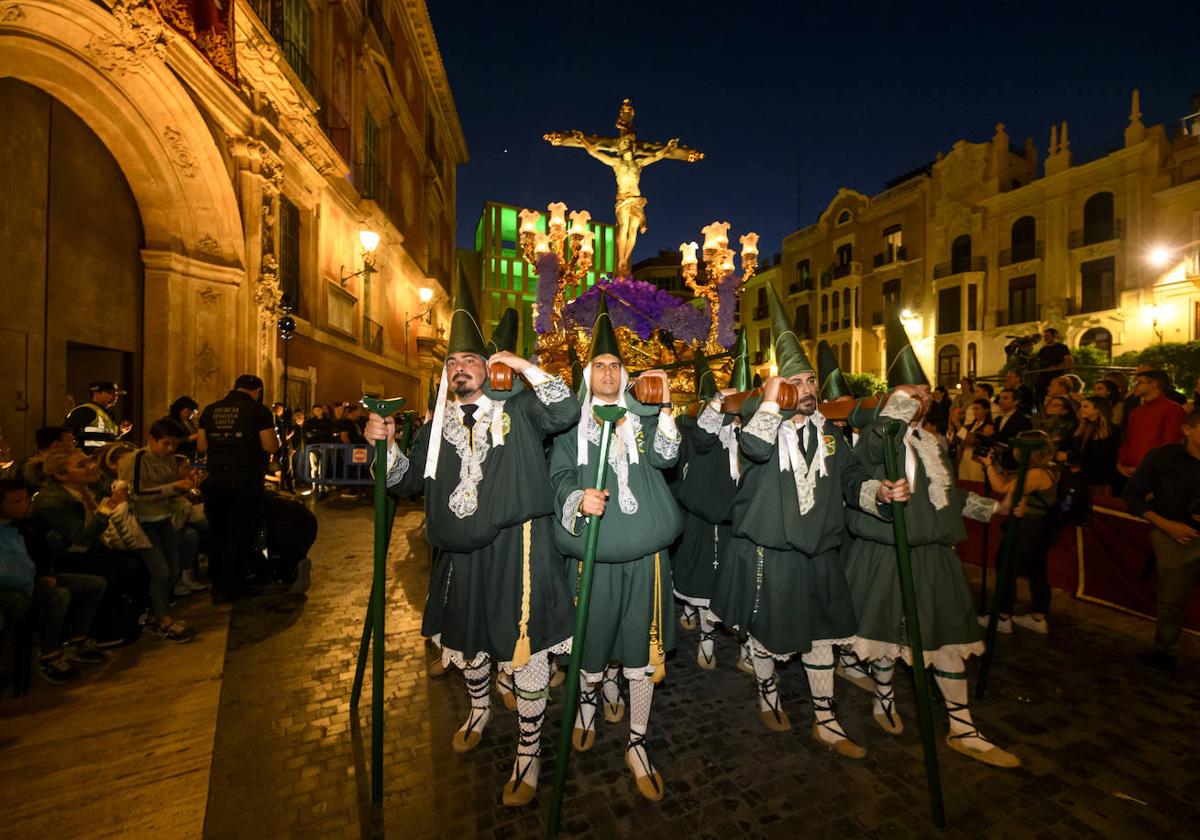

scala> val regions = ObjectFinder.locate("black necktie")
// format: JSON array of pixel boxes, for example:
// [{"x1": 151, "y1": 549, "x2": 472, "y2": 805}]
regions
[
  {"x1": 804, "y1": 422, "x2": 819, "y2": 463},
  {"x1": 461, "y1": 404, "x2": 478, "y2": 430}
]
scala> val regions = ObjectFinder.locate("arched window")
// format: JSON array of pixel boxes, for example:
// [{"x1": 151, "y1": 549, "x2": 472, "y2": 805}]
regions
[
  {"x1": 966, "y1": 342, "x2": 977, "y2": 378},
  {"x1": 1083, "y1": 192, "x2": 1114, "y2": 244},
  {"x1": 841, "y1": 342, "x2": 851, "y2": 370},
  {"x1": 820, "y1": 294, "x2": 828, "y2": 332},
  {"x1": 951, "y1": 235, "x2": 972, "y2": 274},
  {"x1": 854, "y1": 287, "x2": 860, "y2": 327},
  {"x1": 937, "y1": 344, "x2": 961, "y2": 389},
  {"x1": 831, "y1": 291, "x2": 840, "y2": 329},
  {"x1": 1079, "y1": 326, "x2": 1113, "y2": 357},
  {"x1": 836, "y1": 209, "x2": 852, "y2": 226},
  {"x1": 1011, "y1": 216, "x2": 1036, "y2": 262},
  {"x1": 842, "y1": 288, "x2": 851, "y2": 328}
]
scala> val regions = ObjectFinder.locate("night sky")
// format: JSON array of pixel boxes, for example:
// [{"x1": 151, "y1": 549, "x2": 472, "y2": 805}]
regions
[{"x1": 430, "y1": 1, "x2": 1200, "y2": 265}]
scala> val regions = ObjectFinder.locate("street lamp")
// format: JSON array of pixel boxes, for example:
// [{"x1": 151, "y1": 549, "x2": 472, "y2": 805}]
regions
[
  {"x1": 340, "y1": 229, "x2": 381, "y2": 286},
  {"x1": 276, "y1": 292, "x2": 297, "y2": 491},
  {"x1": 1148, "y1": 302, "x2": 1164, "y2": 344},
  {"x1": 405, "y1": 285, "x2": 435, "y2": 360},
  {"x1": 1148, "y1": 246, "x2": 1171, "y2": 268}
]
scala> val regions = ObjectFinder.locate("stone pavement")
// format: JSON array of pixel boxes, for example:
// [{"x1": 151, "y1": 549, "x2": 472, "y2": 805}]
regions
[{"x1": 204, "y1": 502, "x2": 1200, "y2": 839}]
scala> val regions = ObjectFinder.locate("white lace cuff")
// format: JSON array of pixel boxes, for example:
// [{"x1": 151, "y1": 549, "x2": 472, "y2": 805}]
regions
[
  {"x1": 522, "y1": 365, "x2": 550, "y2": 387},
  {"x1": 561, "y1": 489, "x2": 585, "y2": 535},
  {"x1": 859, "y1": 479, "x2": 890, "y2": 519},
  {"x1": 963, "y1": 491, "x2": 999, "y2": 522},
  {"x1": 697, "y1": 404, "x2": 724, "y2": 435},
  {"x1": 533, "y1": 375, "x2": 571, "y2": 405},
  {"x1": 384, "y1": 443, "x2": 409, "y2": 489},
  {"x1": 653, "y1": 418, "x2": 680, "y2": 461},
  {"x1": 744, "y1": 409, "x2": 783, "y2": 444},
  {"x1": 880, "y1": 392, "x2": 919, "y2": 423}
]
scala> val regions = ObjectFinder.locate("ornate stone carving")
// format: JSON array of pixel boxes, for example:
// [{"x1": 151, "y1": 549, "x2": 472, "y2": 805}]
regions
[
  {"x1": 1, "y1": 5, "x2": 26, "y2": 23},
  {"x1": 197, "y1": 234, "x2": 221, "y2": 257},
  {"x1": 162, "y1": 126, "x2": 199, "y2": 178},
  {"x1": 83, "y1": 0, "x2": 168, "y2": 75},
  {"x1": 198, "y1": 286, "x2": 220, "y2": 305},
  {"x1": 196, "y1": 339, "x2": 220, "y2": 381}
]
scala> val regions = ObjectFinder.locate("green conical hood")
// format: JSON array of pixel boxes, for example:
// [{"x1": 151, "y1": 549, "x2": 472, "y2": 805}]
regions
[
  {"x1": 567, "y1": 342, "x2": 584, "y2": 392},
  {"x1": 692, "y1": 347, "x2": 717, "y2": 402},
  {"x1": 427, "y1": 376, "x2": 437, "y2": 411},
  {"x1": 767, "y1": 284, "x2": 812, "y2": 377},
  {"x1": 448, "y1": 272, "x2": 487, "y2": 356},
  {"x1": 729, "y1": 328, "x2": 751, "y2": 392},
  {"x1": 588, "y1": 294, "x2": 623, "y2": 363},
  {"x1": 817, "y1": 340, "x2": 854, "y2": 400},
  {"x1": 486, "y1": 307, "x2": 519, "y2": 355},
  {"x1": 885, "y1": 309, "x2": 929, "y2": 388}
]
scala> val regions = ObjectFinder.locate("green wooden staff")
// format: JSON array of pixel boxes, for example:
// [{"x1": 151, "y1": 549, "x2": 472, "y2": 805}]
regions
[
  {"x1": 975, "y1": 436, "x2": 1045, "y2": 700},
  {"x1": 547, "y1": 404, "x2": 626, "y2": 839},
  {"x1": 881, "y1": 419, "x2": 946, "y2": 829},
  {"x1": 349, "y1": 396, "x2": 406, "y2": 804}
]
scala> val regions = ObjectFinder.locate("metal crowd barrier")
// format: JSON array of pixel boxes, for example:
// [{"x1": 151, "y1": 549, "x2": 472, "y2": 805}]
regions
[{"x1": 297, "y1": 443, "x2": 376, "y2": 487}]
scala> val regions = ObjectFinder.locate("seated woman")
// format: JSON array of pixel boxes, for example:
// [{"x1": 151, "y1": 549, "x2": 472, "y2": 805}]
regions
[
  {"x1": 953, "y1": 398, "x2": 993, "y2": 482},
  {"x1": 33, "y1": 448, "x2": 194, "y2": 643},
  {"x1": 1039, "y1": 396, "x2": 1077, "y2": 454},
  {"x1": 979, "y1": 430, "x2": 1062, "y2": 635},
  {"x1": 1060, "y1": 396, "x2": 1120, "y2": 496}
]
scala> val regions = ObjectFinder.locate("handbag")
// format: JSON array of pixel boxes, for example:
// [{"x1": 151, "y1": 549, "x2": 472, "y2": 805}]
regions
[{"x1": 102, "y1": 500, "x2": 153, "y2": 551}]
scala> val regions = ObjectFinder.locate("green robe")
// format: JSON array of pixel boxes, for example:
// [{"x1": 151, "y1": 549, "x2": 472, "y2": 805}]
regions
[
  {"x1": 672, "y1": 406, "x2": 739, "y2": 606},
  {"x1": 844, "y1": 421, "x2": 995, "y2": 664},
  {"x1": 710, "y1": 408, "x2": 875, "y2": 656},
  {"x1": 386, "y1": 378, "x2": 579, "y2": 666},
  {"x1": 550, "y1": 409, "x2": 682, "y2": 675}
]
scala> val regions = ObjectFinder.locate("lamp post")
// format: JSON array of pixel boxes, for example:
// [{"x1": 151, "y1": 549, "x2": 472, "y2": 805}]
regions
[
  {"x1": 276, "y1": 292, "x2": 296, "y2": 491},
  {"x1": 681, "y1": 221, "x2": 758, "y2": 354},
  {"x1": 341, "y1": 230, "x2": 382, "y2": 350},
  {"x1": 405, "y1": 285, "x2": 435, "y2": 361}
]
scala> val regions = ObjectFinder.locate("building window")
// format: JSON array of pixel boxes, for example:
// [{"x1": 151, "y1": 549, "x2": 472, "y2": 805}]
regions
[
  {"x1": 756, "y1": 327, "x2": 771, "y2": 365},
  {"x1": 362, "y1": 110, "x2": 380, "y2": 196},
  {"x1": 938, "y1": 344, "x2": 961, "y2": 389},
  {"x1": 967, "y1": 283, "x2": 977, "y2": 330},
  {"x1": 966, "y1": 342, "x2": 977, "y2": 378},
  {"x1": 937, "y1": 286, "x2": 962, "y2": 334},
  {"x1": 795, "y1": 304, "x2": 810, "y2": 337},
  {"x1": 1008, "y1": 274, "x2": 1037, "y2": 324},
  {"x1": 950, "y1": 235, "x2": 972, "y2": 274},
  {"x1": 1083, "y1": 192, "x2": 1115, "y2": 244},
  {"x1": 883, "y1": 224, "x2": 902, "y2": 263},
  {"x1": 831, "y1": 291, "x2": 840, "y2": 329},
  {"x1": 836, "y1": 243, "x2": 852, "y2": 266},
  {"x1": 1011, "y1": 215, "x2": 1036, "y2": 262},
  {"x1": 796, "y1": 259, "x2": 811, "y2": 291},
  {"x1": 841, "y1": 342, "x2": 851, "y2": 370},
  {"x1": 882, "y1": 278, "x2": 901, "y2": 311},
  {"x1": 854, "y1": 287, "x2": 860, "y2": 327},
  {"x1": 842, "y1": 288, "x2": 851, "y2": 329},
  {"x1": 1079, "y1": 327, "x2": 1113, "y2": 358},
  {"x1": 279, "y1": 195, "x2": 302, "y2": 316},
  {"x1": 1080, "y1": 257, "x2": 1116, "y2": 312},
  {"x1": 820, "y1": 294, "x2": 828, "y2": 332},
  {"x1": 837, "y1": 209, "x2": 852, "y2": 226},
  {"x1": 754, "y1": 286, "x2": 767, "y2": 320}
]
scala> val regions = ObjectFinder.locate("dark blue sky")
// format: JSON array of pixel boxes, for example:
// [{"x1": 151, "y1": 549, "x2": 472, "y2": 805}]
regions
[{"x1": 430, "y1": 0, "x2": 1200, "y2": 265}]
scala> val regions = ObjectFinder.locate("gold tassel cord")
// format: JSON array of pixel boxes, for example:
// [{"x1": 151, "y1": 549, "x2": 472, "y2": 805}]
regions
[
  {"x1": 649, "y1": 551, "x2": 666, "y2": 684},
  {"x1": 510, "y1": 519, "x2": 533, "y2": 669}
]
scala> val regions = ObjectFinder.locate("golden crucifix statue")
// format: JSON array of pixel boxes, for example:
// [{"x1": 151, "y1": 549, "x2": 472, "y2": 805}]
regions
[{"x1": 545, "y1": 99, "x2": 703, "y2": 277}]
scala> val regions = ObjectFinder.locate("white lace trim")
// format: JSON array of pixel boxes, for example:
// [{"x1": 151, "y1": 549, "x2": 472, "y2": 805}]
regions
[
  {"x1": 580, "y1": 663, "x2": 661, "y2": 683},
  {"x1": 777, "y1": 417, "x2": 827, "y2": 516},
  {"x1": 672, "y1": 588, "x2": 711, "y2": 608},
  {"x1": 963, "y1": 491, "x2": 998, "y2": 523},
  {"x1": 561, "y1": 489, "x2": 585, "y2": 535},
  {"x1": 586, "y1": 414, "x2": 638, "y2": 514},
  {"x1": 719, "y1": 421, "x2": 741, "y2": 481},
  {"x1": 432, "y1": 635, "x2": 573, "y2": 673},
  {"x1": 653, "y1": 421, "x2": 680, "y2": 462},
  {"x1": 696, "y1": 404, "x2": 724, "y2": 435},
  {"x1": 384, "y1": 444, "x2": 409, "y2": 489},
  {"x1": 441, "y1": 401, "x2": 501, "y2": 519},
  {"x1": 880, "y1": 392, "x2": 920, "y2": 423},
  {"x1": 850, "y1": 637, "x2": 986, "y2": 668},
  {"x1": 744, "y1": 409, "x2": 782, "y2": 444},
  {"x1": 745, "y1": 635, "x2": 858, "y2": 662},
  {"x1": 909, "y1": 428, "x2": 952, "y2": 511},
  {"x1": 859, "y1": 479, "x2": 886, "y2": 517},
  {"x1": 534, "y1": 377, "x2": 571, "y2": 405}
]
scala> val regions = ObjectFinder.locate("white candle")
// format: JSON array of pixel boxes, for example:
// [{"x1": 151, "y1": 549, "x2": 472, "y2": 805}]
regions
[
  {"x1": 547, "y1": 201, "x2": 567, "y2": 230},
  {"x1": 569, "y1": 209, "x2": 592, "y2": 236},
  {"x1": 701, "y1": 220, "x2": 731, "y2": 250},
  {"x1": 679, "y1": 241, "x2": 699, "y2": 265},
  {"x1": 534, "y1": 232, "x2": 550, "y2": 253},
  {"x1": 739, "y1": 232, "x2": 759, "y2": 257},
  {"x1": 579, "y1": 231, "x2": 595, "y2": 253},
  {"x1": 519, "y1": 209, "x2": 541, "y2": 233}
]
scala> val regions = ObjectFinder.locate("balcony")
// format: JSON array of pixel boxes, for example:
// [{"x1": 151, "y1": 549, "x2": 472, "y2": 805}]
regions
[
  {"x1": 363, "y1": 316, "x2": 383, "y2": 353},
  {"x1": 871, "y1": 310, "x2": 883, "y2": 326},
  {"x1": 1069, "y1": 219, "x2": 1124, "y2": 249},
  {"x1": 317, "y1": 100, "x2": 351, "y2": 164},
  {"x1": 788, "y1": 278, "x2": 812, "y2": 295},
  {"x1": 753, "y1": 351, "x2": 766, "y2": 365},
  {"x1": 353, "y1": 163, "x2": 403, "y2": 230},
  {"x1": 998, "y1": 241, "x2": 1044, "y2": 267},
  {"x1": 933, "y1": 256, "x2": 987, "y2": 279},
  {"x1": 1066, "y1": 296, "x2": 1116, "y2": 316},
  {"x1": 831, "y1": 261, "x2": 862, "y2": 280},
  {"x1": 819, "y1": 269, "x2": 832, "y2": 288},
  {"x1": 994, "y1": 306, "x2": 1041, "y2": 327},
  {"x1": 872, "y1": 246, "x2": 907, "y2": 267},
  {"x1": 364, "y1": 0, "x2": 395, "y2": 63}
]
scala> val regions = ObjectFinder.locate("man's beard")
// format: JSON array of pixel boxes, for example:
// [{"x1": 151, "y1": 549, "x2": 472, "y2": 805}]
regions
[
  {"x1": 451, "y1": 376, "x2": 476, "y2": 398},
  {"x1": 796, "y1": 396, "x2": 817, "y2": 416}
]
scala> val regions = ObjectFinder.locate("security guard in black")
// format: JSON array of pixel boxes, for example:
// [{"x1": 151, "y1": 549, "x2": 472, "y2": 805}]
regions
[{"x1": 200, "y1": 384, "x2": 276, "y2": 480}]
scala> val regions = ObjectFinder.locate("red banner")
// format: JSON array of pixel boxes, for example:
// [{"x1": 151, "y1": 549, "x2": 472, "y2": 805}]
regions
[{"x1": 152, "y1": 0, "x2": 237, "y2": 84}]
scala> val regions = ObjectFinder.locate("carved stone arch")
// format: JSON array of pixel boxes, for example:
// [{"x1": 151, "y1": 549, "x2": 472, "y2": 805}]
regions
[{"x1": 0, "y1": 0, "x2": 245, "y2": 266}]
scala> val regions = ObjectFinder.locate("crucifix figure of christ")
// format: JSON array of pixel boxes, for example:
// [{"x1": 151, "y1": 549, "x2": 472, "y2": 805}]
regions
[{"x1": 545, "y1": 99, "x2": 704, "y2": 277}]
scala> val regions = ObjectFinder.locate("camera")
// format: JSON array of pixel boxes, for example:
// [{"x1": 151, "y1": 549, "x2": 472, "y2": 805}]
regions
[{"x1": 973, "y1": 439, "x2": 1009, "y2": 462}]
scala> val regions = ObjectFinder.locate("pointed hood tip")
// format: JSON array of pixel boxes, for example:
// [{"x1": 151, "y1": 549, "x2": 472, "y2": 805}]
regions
[{"x1": 766, "y1": 284, "x2": 812, "y2": 377}]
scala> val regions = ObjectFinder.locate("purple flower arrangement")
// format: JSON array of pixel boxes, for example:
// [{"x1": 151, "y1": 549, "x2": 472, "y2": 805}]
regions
[{"x1": 534, "y1": 253, "x2": 559, "y2": 334}]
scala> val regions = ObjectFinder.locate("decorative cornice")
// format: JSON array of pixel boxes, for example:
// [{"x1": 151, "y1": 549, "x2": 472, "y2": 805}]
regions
[
  {"x1": 81, "y1": 0, "x2": 169, "y2": 75},
  {"x1": 402, "y1": 0, "x2": 467, "y2": 164}
]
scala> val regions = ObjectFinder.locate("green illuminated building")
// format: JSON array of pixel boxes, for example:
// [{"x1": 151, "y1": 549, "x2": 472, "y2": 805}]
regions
[{"x1": 468, "y1": 201, "x2": 616, "y2": 358}]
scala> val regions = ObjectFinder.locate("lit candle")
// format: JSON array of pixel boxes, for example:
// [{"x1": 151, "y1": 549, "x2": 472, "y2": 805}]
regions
[
  {"x1": 579, "y1": 230, "x2": 595, "y2": 253},
  {"x1": 701, "y1": 220, "x2": 731, "y2": 250},
  {"x1": 534, "y1": 232, "x2": 550, "y2": 253},
  {"x1": 547, "y1": 201, "x2": 567, "y2": 230},
  {"x1": 519, "y1": 209, "x2": 541, "y2": 234},
  {"x1": 679, "y1": 241, "x2": 699, "y2": 265},
  {"x1": 720, "y1": 253, "x2": 735, "y2": 273},
  {"x1": 739, "y1": 232, "x2": 759, "y2": 257},
  {"x1": 569, "y1": 209, "x2": 592, "y2": 236}
]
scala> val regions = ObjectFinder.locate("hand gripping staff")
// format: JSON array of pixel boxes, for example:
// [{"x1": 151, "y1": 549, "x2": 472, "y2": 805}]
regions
[
  {"x1": 975, "y1": 435, "x2": 1045, "y2": 700},
  {"x1": 547, "y1": 404, "x2": 626, "y2": 838},
  {"x1": 348, "y1": 395, "x2": 405, "y2": 803},
  {"x1": 881, "y1": 420, "x2": 946, "y2": 829}
]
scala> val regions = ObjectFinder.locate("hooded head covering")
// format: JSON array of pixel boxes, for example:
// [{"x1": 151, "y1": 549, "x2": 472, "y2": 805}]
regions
[
  {"x1": 884, "y1": 309, "x2": 929, "y2": 388},
  {"x1": 767, "y1": 284, "x2": 813, "y2": 378},
  {"x1": 576, "y1": 294, "x2": 640, "y2": 470},
  {"x1": 425, "y1": 274, "x2": 489, "y2": 478},
  {"x1": 486, "y1": 307, "x2": 519, "y2": 355},
  {"x1": 817, "y1": 340, "x2": 854, "y2": 400},
  {"x1": 729, "y1": 328, "x2": 751, "y2": 392},
  {"x1": 567, "y1": 342, "x2": 584, "y2": 393},
  {"x1": 588, "y1": 294, "x2": 623, "y2": 363},
  {"x1": 692, "y1": 347, "x2": 717, "y2": 402}
]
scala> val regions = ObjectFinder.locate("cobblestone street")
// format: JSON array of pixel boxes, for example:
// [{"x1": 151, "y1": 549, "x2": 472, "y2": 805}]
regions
[{"x1": 202, "y1": 502, "x2": 1200, "y2": 839}]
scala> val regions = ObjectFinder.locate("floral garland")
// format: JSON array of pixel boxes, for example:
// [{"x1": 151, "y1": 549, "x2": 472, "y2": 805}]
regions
[{"x1": 560, "y1": 277, "x2": 714, "y2": 345}]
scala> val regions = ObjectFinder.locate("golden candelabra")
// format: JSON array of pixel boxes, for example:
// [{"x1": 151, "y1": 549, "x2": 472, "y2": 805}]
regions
[
  {"x1": 518, "y1": 202, "x2": 594, "y2": 332},
  {"x1": 680, "y1": 222, "x2": 759, "y2": 355}
]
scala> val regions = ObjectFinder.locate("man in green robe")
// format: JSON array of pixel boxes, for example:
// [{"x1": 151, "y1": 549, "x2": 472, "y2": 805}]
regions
[
  {"x1": 366, "y1": 281, "x2": 580, "y2": 806},
  {"x1": 549, "y1": 297, "x2": 682, "y2": 802},
  {"x1": 843, "y1": 313, "x2": 1021, "y2": 768},
  {"x1": 672, "y1": 332, "x2": 751, "y2": 669},
  {"x1": 709, "y1": 285, "x2": 906, "y2": 760}
]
